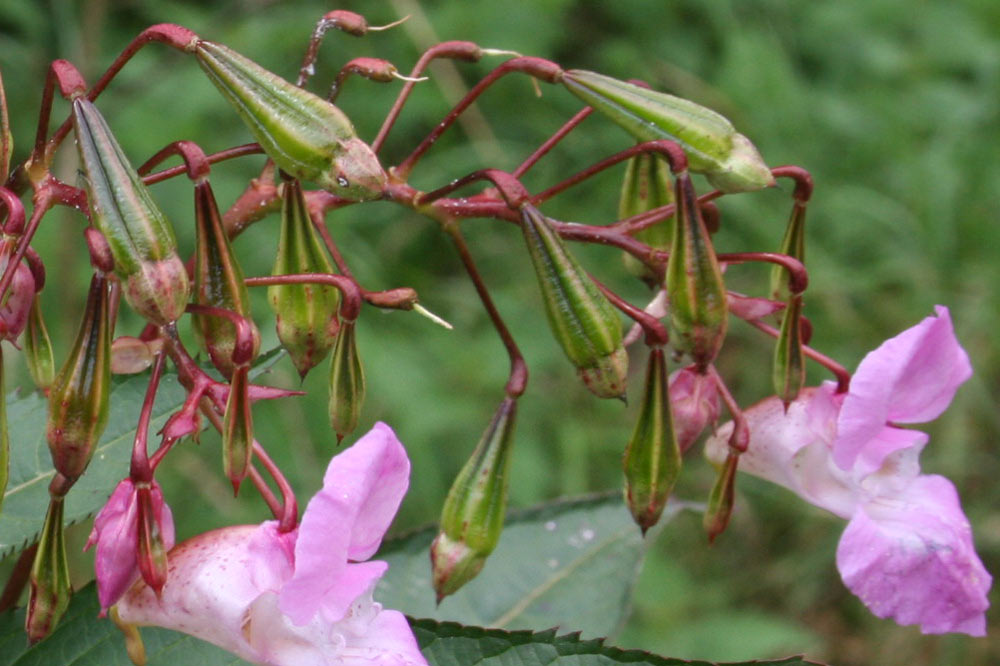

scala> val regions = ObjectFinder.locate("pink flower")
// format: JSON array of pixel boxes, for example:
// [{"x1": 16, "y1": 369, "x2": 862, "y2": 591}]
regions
[
  {"x1": 116, "y1": 422, "x2": 428, "y2": 666},
  {"x1": 85, "y1": 479, "x2": 175, "y2": 613},
  {"x1": 705, "y1": 306, "x2": 991, "y2": 635}
]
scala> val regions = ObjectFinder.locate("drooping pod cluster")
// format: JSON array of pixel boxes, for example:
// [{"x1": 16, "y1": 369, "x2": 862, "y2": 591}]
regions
[{"x1": 0, "y1": 10, "x2": 852, "y2": 649}]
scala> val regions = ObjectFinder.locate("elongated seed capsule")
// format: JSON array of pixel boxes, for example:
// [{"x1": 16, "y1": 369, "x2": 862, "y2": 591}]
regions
[
  {"x1": 773, "y1": 294, "x2": 806, "y2": 407},
  {"x1": 193, "y1": 40, "x2": 386, "y2": 200},
  {"x1": 24, "y1": 297, "x2": 55, "y2": 389},
  {"x1": 619, "y1": 152, "x2": 675, "y2": 284},
  {"x1": 26, "y1": 495, "x2": 71, "y2": 643},
  {"x1": 222, "y1": 364, "x2": 253, "y2": 493},
  {"x1": 268, "y1": 180, "x2": 341, "y2": 377},
  {"x1": 769, "y1": 199, "x2": 807, "y2": 306},
  {"x1": 623, "y1": 347, "x2": 682, "y2": 533},
  {"x1": 665, "y1": 173, "x2": 728, "y2": 370},
  {"x1": 520, "y1": 203, "x2": 627, "y2": 399},
  {"x1": 72, "y1": 98, "x2": 190, "y2": 325},
  {"x1": 0, "y1": 69, "x2": 11, "y2": 184},
  {"x1": 704, "y1": 451, "x2": 738, "y2": 543},
  {"x1": 431, "y1": 397, "x2": 517, "y2": 601},
  {"x1": 46, "y1": 273, "x2": 111, "y2": 482},
  {"x1": 560, "y1": 70, "x2": 774, "y2": 193},
  {"x1": 135, "y1": 483, "x2": 169, "y2": 594},
  {"x1": 193, "y1": 181, "x2": 259, "y2": 378},
  {"x1": 328, "y1": 319, "x2": 365, "y2": 442}
]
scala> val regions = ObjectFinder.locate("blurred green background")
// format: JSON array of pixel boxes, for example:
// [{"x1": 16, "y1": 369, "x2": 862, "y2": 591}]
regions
[{"x1": 1, "y1": 0, "x2": 997, "y2": 664}]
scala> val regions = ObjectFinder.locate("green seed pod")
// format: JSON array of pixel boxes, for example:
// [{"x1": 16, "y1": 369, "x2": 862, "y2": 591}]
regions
[
  {"x1": 46, "y1": 273, "x2": 111, "y2": 482},
  {"x1": 769, "y1": 200, "x2": 807, "y2": 306},
  {"x1": 192, "y1": 181, "x2": 259, "y2": 378},
  {"x1": 135, "y1": 483, "x2": 169, "y2": 594},
  {"x1": 619, "y1": 152, "x2": 675, "y2": 284},
  {"x1": 24, "y1": 297, "x2": 55, "y2": 390},
  {"x1": 665, "y1": 174, "x2": 728, "y2": 371},
  {"x1": 193, "y1": 40, "x2": 386, "y2": 200},
  {"x1": 222, "y1": 364, "x2": 253, "y2": 493},
  {"x1": 561, "y1": 70, "x2": 774, "y2": 193},
  {"x1": 268, "y1": 180, "x2": 341, "y2": 377},
  {"x1": 623, "y1": 347, "x2": 682, "y2": 533},
  {"x1": 704, "y1": 451, "x2": 738, "y2": 543},
  {"x1": 328, "y1": 319, "x2": 365, "y2": 442},
  {"x1": 0, "y1": 69, "x2": 11, "y2": 184},
  {"x1": 773, "y1": 294, "x2": 806, "y2": 407},
  {"x1": 26, "y1": 496, "x2": 71, "y2": 643},
  {"x1": 520, "y1": 204, "x2": 627, "y2": 399},
  {"x1": 72, "y1": 98, "x2": 190, "y2": 325},
  {"x1": 431, "y1": 397, "x2": 517, "y2": 601}
]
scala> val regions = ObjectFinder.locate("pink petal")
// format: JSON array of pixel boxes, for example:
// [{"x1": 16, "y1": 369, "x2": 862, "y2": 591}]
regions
[
  {"x1": 341, "y1": 608, "x2": 429, "y2": 665},
  {"x1": 669, "y1": 366, "x2": 720, "y2": 452},
  {"x1": 835, "y1": 475, "x2": 991, "y2": 636},
  {"x1": 88, "y1": 480, "x2": 141, "y2": 611},
  {"x1": 117, "y1": 524, "x2": 268, "y2": 662},
  {"x1": 279, "y1": 422, "x2": 410, "y2": 626},
  {"x1": 834, "y1": 306, "x2": 972, "y2": 470},
  {"x1": 849, "y1": 425, "x2": 928, "y2": 480},
  {"x1": 726, "y1": 291, "x2": 786, "y2": 321}
]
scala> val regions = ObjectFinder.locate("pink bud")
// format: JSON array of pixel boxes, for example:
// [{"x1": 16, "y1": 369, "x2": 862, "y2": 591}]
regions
[
  {"x1": 669, "y1": 365, "x2": 720, "y2": 452},
  {"x1": 86, "y1": 478, "x2": 174, "y2": 613},
  {"x1": 0, "y1": 241, "x2": 35, "y2": 342}
]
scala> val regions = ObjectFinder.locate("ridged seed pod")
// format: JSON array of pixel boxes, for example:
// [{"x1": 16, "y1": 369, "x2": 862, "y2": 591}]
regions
[
  {"x1": 619, "y1": 153, "x2": 674, "y2": 284},
  {"x1": 72, "y1": 98, "x2": 190, "y2": 325},
  {"x1": 26, "y1": 496, "x2": 71, "y2": 643},
  {"x1": 46, "y1": 273, "x2": 111, "y2": 482},
  {"x1": 623, "y1": 348, "x2": 681, "y2": 533},
  {"x1": 328, "y1": 319, "x2": 365, "y2": 442},
  {"x1": 561, "y1": 70, "x2": 774, "y2": 193},
  {"x1": 193, "y1": 40, "x2": 386, "y2": 200},
  {"x1": 192, "y1": 181, "x2": 259, "y2": 378},
  {"x1": 520, "y1": 204, "x2": 627, "y2": 399},
  {"x1": 268, "y1": 180, "x2": 341, "y2": 377},
  {"x1": 222, "y1": 364, "x2": 253, "y2": 493},
  {"x1": 24, "y1": 297, "x2": 55, "y2": 390},
  {"x1": 431, "y1": 397, "x2": 517, "y2": 601},
  {"x1": 773, "y1": 294, "x2": 806, "y2": 407},
  {"x1": 665, "y1": 174, "x2": 728, "y2": 370}
]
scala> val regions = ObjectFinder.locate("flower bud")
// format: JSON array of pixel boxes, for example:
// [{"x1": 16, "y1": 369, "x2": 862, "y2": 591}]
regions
[
  {"x1": 24, "y1": 297, "x2": 55, "y2": 389},
  {"x1": 560, "y1": 70, "x2": 774, "y2": 193},
  {"x1": 619, "y1": 153, "x2": 674, "y2": 284},
  {"x1": 222, "y1": 364, "x2": 253, "y2": 493},
  {"x1": 193, "y1": 40, "x2": 386, "y2": 200},
  {"x1": 72, "y1": 98, "x2": 190, "y2": 325},
  {"x1": 669, "y1": 365, "x2": 720, "y2": 452},
  {"x1": 0, "y1": 238, "x2": 35, "y2": 341},
  {"x1": 773, "y1": 294, "x2": 806, "y2": 407},
  {"x1": 769, "y1": 200, "x2": 807, "y2": 306},
  {"x1": 193, "y1": 181, "x2": 259, "y2": 378},
  {"x1": 665, "y1": 174, "x2": 728, "y2": 370},
  {"x1": 26, "y1": 496, "x2": 71, "y2": 643},
  {"x1": 623, "y1": 348, "x2": 681, "y2": 533},
  {"x1": 520, "y1": 204, "x2": 627, "y2": 399},
  {"x1": 46, "y1": 273, "x2": 111, "y2": 481},
  {"x1": 268, "y1": 180, "x2": 341, "y2": 377},
  {"x1": 431, "y1": 397, "x2": 517, "y2": 601},
  {"x1": 704, "y1": 451, "x2": 738, "y2": 543},
  {"x1": 328, "y1": 319, "x2": 365, "y2": 442}
]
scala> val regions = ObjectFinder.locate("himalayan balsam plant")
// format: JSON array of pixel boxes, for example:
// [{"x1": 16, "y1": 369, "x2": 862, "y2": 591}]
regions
[{"x1": 0, "y1": 9, "x2": 990, "y2": 666}]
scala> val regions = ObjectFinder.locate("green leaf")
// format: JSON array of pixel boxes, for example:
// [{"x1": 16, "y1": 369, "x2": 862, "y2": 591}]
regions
[
  {"x1": 377, "y1": 493, "x2": 679, "y2": 638},
  {"x1": 0, "y1": 348, "x2": 286, "y2": 559},
  {"x1": 413, "y1": 620, "x2": 828, "y2": 665},
  {"x1": 0, "y1": 582, "x2": 250, "y2": 665}
]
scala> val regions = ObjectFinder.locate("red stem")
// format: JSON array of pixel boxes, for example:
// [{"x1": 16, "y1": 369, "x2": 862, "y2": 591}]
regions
[
  {"x1": 590, "y1": 275, "x2": 668, "y2": 346},
  {"x1": 746, "y1": 318, "x2": 851, "y2": 393},
  {"x1": 512, "y1": 107, "x2": 593, "y2": 178},
  {"x1": 717, "y1": 252, "x2": 809, "y2": 294},
  {"x1": 393, "y1": 56, "x2": 564, "y2": 179},
  {"x1": 129, "y1": 352, "x2": 166, "y2": 482},
  {"x1": 244, "y1": 274, "x2": 362, "y2": 322}
]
